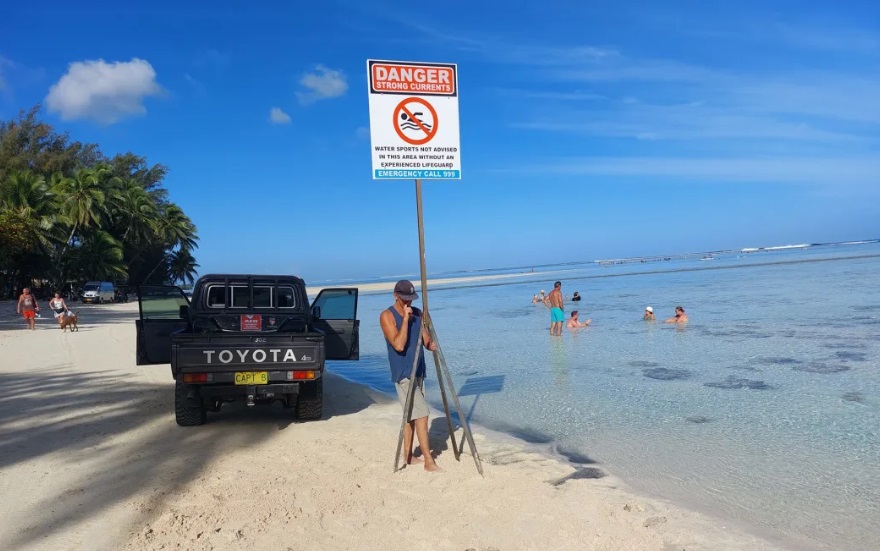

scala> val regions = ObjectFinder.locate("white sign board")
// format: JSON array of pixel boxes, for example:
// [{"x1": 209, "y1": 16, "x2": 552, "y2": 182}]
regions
[{"x1": 367, "y1": 60, "x2": 461, "y2": 180}]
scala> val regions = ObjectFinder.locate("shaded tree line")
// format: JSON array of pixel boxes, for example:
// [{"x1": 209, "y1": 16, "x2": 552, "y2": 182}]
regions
[{"x1": 0, "y1": 106, "x2": 199, "y2": 298}]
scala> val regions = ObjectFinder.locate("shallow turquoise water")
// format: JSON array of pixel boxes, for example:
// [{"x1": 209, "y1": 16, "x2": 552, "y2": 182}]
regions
[{"x1": 329, "y1": 243, "x2": 880, "y2": 550}]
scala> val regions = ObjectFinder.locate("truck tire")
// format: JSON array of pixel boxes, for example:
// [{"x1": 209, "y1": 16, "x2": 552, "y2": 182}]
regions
[
  {"x1": 295, "y1": 379, "x2": 323, "y2": 421},
  {"x1": 175, "y1": 381, "x2": 207, "y2": 426}
]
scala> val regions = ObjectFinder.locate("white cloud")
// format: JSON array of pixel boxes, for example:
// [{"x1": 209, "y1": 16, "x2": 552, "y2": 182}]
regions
[
  {"x1": 45, "y1": 58, "x2": 162, "y2": 124},
  {"x1": 296, "y1": 65, "x2": 347, "y2": 104},
  {"x1": 269, "y1": 107, "x2": 291, "y2": 124}
]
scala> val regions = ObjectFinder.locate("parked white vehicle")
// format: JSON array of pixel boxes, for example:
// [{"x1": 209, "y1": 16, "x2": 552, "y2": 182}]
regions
[{"x1": 81, "y1": 281, "x2": 115, "y2": 304}]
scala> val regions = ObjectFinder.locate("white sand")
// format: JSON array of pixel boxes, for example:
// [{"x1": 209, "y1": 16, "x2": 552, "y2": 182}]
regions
[{"x1": 0, "y1": 302, "x2": 787, "y2": 551}]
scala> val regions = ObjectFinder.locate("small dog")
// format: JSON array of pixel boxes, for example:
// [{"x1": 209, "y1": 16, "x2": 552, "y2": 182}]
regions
[{"x1": 60, "y1": 311, "x2": 79, "y2": 332}]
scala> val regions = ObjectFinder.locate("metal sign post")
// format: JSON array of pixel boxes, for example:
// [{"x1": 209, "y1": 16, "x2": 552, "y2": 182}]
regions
[{"x1": 391, "y1": 179, "x2": 482, "y2": 476}]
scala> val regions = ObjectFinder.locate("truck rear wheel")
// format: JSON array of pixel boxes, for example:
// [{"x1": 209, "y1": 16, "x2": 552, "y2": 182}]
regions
[
  {"x1": 175, "y1": 381, "x2": 207, "y2": 426},
  {"x1": 295, "y1": 379, "x2": 323, "y2": 421}
]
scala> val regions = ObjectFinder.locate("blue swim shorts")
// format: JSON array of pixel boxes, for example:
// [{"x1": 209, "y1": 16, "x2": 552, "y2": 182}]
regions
[{"x1": 551, "y1": 307, "x2": 564, "y2": 323}]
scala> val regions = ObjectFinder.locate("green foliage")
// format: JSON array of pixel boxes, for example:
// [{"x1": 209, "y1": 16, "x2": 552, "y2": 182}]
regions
[{"x1": 0, "y1": 105, "x2": 199, "y2": 296}]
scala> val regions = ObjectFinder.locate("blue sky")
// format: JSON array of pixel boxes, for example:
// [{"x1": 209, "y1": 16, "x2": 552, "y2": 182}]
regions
[{"x1": 1, "y1": 0, "x2": 878, "y2": 281}]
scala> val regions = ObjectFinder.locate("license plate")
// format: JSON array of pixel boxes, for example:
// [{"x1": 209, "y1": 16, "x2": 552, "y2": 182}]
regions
[{"x1": 234, "y1": 371, "x2": 268, "y2": 385}]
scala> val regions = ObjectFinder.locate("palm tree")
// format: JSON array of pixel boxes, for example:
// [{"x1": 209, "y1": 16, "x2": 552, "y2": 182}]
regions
[
  {"x1": 54, "y1": 166, "x2": 111, "y2": 254},
  {"x1": 142, "y1": 203, "x2": 199, "y2": 283},
  {"x1": 111, "y1": 178, "x2": 158, "y2": 243},
  {"x1": 67, "y1": 230, "x2": 127, "y2": 281},
  {"x1": 168, "y1": 248, "x2": 199, "y2": 286},
  {"x1": 0, "y1": 170, "x2": 60, "y2": 253}
]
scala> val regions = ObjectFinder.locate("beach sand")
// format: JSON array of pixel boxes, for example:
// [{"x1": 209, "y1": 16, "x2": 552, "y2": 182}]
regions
[{"x1": 0, "y1": 301, "x2": 787, "y2": 551}]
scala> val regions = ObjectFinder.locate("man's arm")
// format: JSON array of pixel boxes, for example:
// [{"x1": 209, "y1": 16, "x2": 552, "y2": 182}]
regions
[
  {"x1": 380, "y1": 309, "x2": 410, "y2": 352},
  {"x1": 16, "y1": 295, "x2": 22, "y2": 313}
]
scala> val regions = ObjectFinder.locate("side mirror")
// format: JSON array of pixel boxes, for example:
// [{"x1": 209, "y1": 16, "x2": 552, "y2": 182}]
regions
[
  {"x1": 179, "y1": 304, "x2": 190, "y2": 319},
  {"x1": 311, "y1": 306, "x2": 321, "y2": 319}
]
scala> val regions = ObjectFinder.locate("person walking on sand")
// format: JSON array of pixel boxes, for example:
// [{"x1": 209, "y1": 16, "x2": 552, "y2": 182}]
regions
[
  {"x1": 644, "y1": 306, "x2": 655, "y2": 321},
  {"x1": 49, "y1": 292, "x2": 70, "y2": 327},
  {"x1": 666, "y1": 306, "x2": 688, "y2": 324},
  {"x1": 567, "y1": 310, "x2": 591, "y2": 329},
  {"x1": 545, "y1": 281, "x2": 564, "y2": 336},
  {"x1": 17, "y1": 287, "x2": 40, "y2": 330},
  {"x1": 379, "y1": 280, "x2": 440, "y2": 472}
]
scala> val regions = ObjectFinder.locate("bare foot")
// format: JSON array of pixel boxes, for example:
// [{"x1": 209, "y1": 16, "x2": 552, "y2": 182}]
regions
[
  {"x1": 407, "y1": 455, "x2": 424, "y2": 465},
  {"x1": 424, "y1": 462, "x2": 441, "y2": 472}
]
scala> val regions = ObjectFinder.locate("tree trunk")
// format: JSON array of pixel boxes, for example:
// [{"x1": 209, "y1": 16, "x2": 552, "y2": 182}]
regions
[
  {"x1": 54, "y1": 222, "x2": 79, "y2": 287},
  {"x1": 142, "y1": 253, "x2": 168, "y2": 284}
]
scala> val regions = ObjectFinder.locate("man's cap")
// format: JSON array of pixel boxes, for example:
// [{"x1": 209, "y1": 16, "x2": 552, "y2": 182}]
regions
[
  {"x1": 394, "y1": 280, "x2": 418, "y2": 301},
  {"x1": 645, "y1": 306, "x2": 653, "y2": 313},
  {"x1": 540, "y1": 290, "x2": 545, "y2": 294}
]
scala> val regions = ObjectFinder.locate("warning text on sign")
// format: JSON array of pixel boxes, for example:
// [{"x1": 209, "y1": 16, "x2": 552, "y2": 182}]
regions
[{"x1": 370, "y1": 63, "x2": 456, "y2": 96}]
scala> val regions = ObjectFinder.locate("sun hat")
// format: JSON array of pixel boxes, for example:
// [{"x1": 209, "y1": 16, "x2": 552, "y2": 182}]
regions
[
  {"x1": 394, "y1": 280, "x2": 418, "y2": 301},
  {"x1": 645, "y1": 306, "x2": 653, "y2": 313}
]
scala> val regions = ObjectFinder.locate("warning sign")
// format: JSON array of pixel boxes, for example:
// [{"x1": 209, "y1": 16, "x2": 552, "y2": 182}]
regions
[
  {"x1": 240, "y1": 314, "x2": 261, "y2": 332},
  {"x1": 367, "y1": 59, "x2": 461, "y2": 180},
  {"x1": 394, "y1": 97, "x2": 438, "y2": 145}
]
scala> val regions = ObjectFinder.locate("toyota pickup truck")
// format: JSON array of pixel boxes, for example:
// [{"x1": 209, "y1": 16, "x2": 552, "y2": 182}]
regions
[{"x1": 135, "y1": 274, "x2": 359, "y2": 426}]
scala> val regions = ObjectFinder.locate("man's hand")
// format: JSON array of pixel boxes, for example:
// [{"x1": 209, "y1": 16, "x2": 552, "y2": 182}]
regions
[
  {"x1": 426, "y1": 340, "x2": 438, "y2": 352},
  {"x1": 403, "y1": 305, "x2": 413, "y2": 318}
]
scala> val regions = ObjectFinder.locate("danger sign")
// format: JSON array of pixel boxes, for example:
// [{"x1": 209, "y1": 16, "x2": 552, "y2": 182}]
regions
[
  {"x1": 370, "y1": 63, "x2": 456, "y2": 96},
  {"x1": 367, "y1": 59, "x2": 461, "y2": 180}
]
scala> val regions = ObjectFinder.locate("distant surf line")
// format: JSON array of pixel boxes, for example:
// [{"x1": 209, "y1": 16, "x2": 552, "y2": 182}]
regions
[{"x1": 405, "y1": 252, "x2": 880, "y2": 295}]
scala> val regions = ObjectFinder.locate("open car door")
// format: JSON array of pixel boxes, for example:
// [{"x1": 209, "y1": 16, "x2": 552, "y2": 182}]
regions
[
  {"x1": 136, "y1": 285, "x2": 190, "y2": 365},
  {"x1": 311, "y1": 288, "x2": 359, "y2": 360}
]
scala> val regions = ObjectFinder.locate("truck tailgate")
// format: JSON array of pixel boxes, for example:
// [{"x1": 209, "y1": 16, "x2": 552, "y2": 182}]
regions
[{"x1": 171, "y1": 333, "x2": 322, "y2": 371}]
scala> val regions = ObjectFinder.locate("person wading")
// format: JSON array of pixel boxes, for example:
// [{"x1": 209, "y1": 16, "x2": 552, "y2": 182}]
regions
[{"x1": 545, "y1": 281, "x2": 565, "y2": 336}]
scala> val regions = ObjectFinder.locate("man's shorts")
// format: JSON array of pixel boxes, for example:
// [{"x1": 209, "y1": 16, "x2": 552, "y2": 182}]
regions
[
  {"x1": 550, "y1": 307, "x2": 564, "y2": 323},
  {"x1": 395, "y1": 377, "x2": 430, "y2": 421},
  {"x1": 22, "y1": 310, "x2": 35, "y2": 320}
]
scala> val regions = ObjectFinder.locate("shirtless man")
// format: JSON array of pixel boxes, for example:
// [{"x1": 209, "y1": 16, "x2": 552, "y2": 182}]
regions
[
  {"x1": 644, "y1": 306, "x2": 655, "y2": 321},
  {"x1": 544, "y1": 281, "x2": 564, "y2": 336},
  {"x1": 665, "y1": 306, "x2": 688, "y2": 324},
  {"x1": 566, "y1": 310, "x2": 591, "y2": 329},
  {"x1": 17, "y1": 287, "x2": 40, "y2": 330}
]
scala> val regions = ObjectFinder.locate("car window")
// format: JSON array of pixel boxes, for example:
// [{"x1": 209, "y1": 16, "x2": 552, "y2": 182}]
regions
[{"x1": 205, "y1": 284, "x2": 298, "y2": 308}]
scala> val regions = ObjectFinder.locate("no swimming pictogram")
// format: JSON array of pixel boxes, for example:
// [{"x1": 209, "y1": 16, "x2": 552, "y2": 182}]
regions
[{"x1": 393, "y1": 97, "x2": 438, "y2": 145}]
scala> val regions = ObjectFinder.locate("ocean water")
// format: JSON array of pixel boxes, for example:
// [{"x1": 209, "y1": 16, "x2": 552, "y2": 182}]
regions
[{"x1": 328, "y1": 243, "x2": 880, "y2": 550}]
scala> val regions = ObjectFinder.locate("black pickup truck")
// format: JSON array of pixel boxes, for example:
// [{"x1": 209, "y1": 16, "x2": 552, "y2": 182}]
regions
[{"x1": 136, "y1": 274, "x2": 359, "y2": 426}]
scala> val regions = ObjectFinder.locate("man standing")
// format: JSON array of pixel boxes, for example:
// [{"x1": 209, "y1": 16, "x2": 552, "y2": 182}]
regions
[
  {"x1": 545, "y1": 281, "x2": 564, "y2": 336},
  {"x1": 17, "y1": 287, "x2": 40, "y2": 330},
  {"x1": 379, "y1": 280, "x2": 440, "y2": 472}
]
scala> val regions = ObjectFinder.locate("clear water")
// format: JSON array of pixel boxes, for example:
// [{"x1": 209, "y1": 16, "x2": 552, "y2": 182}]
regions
[{"x1": 329, "y1": 243, "x2": 880, "y2": 550}]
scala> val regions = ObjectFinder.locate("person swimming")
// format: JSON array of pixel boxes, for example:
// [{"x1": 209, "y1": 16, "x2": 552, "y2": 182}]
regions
[
  {"x1": 643, "y1": 306, "x2": 655, "y2": 321},
  {"x1": 572, "y1": 291, "x2": 582, "y2": 302},
  {"x1": 665, "y1": 306, "x2": 688, "y2": 323}
]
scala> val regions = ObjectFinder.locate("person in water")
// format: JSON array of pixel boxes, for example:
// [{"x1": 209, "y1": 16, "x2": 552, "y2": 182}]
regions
[
  {"x1": 17, "y1": 287, "x2": 40, "y2": 330},
  {"x1": 379, "y1": 280, "x2": 440, "y2": 472},
  {"x1": 49, "y1": 292, "x2": 70, "y2": 327},
  {"x1": 571, "y1": 291, "x2": 582, "y2": 302},
  {"x1": 643, "y1": 306, "x2": 655, "y2": 321},
  {"x1": 545, "y1": 281, "x2": 565, "y2": 336},
  {"x1": 665, "y1": 306, "x2": 688, "y2": 324},
  {"x1": 566, "y1": 310, "x2": 591, "y2": 329}
]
